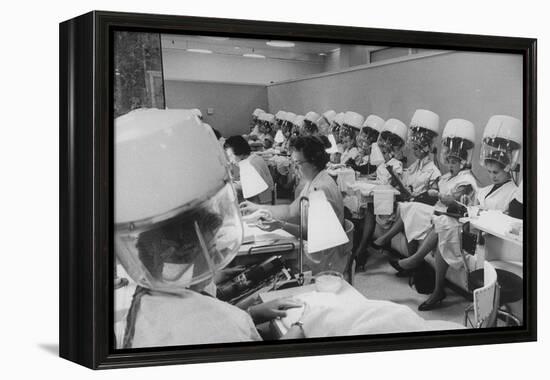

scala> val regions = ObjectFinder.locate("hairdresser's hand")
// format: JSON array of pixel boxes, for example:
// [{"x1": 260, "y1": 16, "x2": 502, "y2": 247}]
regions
[
  {"x1": 242, "y1": 209, "x2": 272, "y2": 224},
  {"x1": 239, "y1": 201, "x2": 260, "y2": 215},
  {"x1": 248, "y1": 298, "x2": 304, "y2": 324},
  {"x1": 256, "y1": 218, "x2": 284, "y2": 232}
]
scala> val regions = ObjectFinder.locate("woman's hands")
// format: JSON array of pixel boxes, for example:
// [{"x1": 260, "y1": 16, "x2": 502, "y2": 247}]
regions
[
  {"x1": 256, "y1": 218, "x2": 284, "y2": 232},
  {"x1": 241, "y1": 209, "x2": 272, "y2": 224},
  {"x1": 248, "y1": 298, "x2": 304, "y2": 324},
  {"x1": 239, "y1": 201, "x2": 260, "y2": 215}
]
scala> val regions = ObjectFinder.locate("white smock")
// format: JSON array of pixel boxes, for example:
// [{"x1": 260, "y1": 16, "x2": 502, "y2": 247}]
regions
[
  {"x1": 402, "y1": 155, "x2": 441, "y2": 195},
  {"x1": 340, "y1": 147, "x2": 359, "y2": 165},
  {"x1": 435, "y1": 180, "x2": 516, "y2": 268},
  {"x1": 376, "y1": 158, "x2": 404, "y2": 185},
  {"x1": 400, "y1": 169, "x2": 478, "y2": 242},
  {"x1": 288, "y1": 170, "x2": 346, "y2": 274},
  {"x1": 476, "y1": 180, "x2": 518, "y2": 211},
  {"x1": 125, "y1": 289, "x2": 261, "y2": 349}
]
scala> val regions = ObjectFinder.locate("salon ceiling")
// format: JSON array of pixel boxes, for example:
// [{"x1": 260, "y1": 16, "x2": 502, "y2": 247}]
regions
[{"x1": 161, "y1": 34, "x2": 384, "y2": 63}]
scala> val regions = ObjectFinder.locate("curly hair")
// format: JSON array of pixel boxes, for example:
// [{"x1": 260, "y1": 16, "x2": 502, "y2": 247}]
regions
[
  {"x1": 292, "y1": 135, "x2": 331, "y2": 171},
  {"x1": 224, "y1": 135, "x2": 251, "y2": 157}
]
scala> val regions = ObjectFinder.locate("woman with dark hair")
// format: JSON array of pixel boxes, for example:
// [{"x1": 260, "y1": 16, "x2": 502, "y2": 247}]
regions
[
  {"x1": 240, "y1": 135, "x2": 345, "y2": 273},
  {"x1": 224, "y1": 135, "x2": 274, "y2": 204}
]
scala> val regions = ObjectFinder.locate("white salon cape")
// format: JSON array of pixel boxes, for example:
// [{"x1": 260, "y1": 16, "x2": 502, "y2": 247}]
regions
[
  {"x1": 123, "y1": 289, "x2": 261, "y2": 349},
  {"x1": 476, "y1": 180, "x2": 518, "y2": 211},
  {"x1": 288, "y1": 170, "x2": 346, "y2": 274},
  {"x1": 400, "y1": 169, "x2": 478, "y2": 242},
  {"x1": 402, "y1": 155, "x2": 442, "y2": 195}
]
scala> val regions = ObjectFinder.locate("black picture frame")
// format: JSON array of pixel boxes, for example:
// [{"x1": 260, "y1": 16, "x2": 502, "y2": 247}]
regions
[{"x1": 59, "y1": 10, "x2": 537, "y2": 369}]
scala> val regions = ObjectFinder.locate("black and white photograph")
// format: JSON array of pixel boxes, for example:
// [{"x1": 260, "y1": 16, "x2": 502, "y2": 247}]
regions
[{"x1": 113, "y1": 30, "x2": 526, "y2": 349}]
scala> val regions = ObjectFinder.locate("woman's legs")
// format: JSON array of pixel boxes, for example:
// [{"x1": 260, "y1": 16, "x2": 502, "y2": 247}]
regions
[
  {"x1": 398, "y1": 229, "x2": 438, "y2": 270},
  {"x1": 355, "y1": 208, "x2": 376, "y2": 269},
  {"x1": 418, "y1": 248, "x2": 449, "y2": 310},
  {"x1": 432, "y1": 249, "x2": 449, "y2": 299},
  {"x1": 373, "y1": 213, "x2": 404, "y2": 247}
]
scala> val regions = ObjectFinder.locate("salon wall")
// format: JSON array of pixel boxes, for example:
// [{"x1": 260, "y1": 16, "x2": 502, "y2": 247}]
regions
[
  {"x1": 267, "y1": 51, "x2": 523, "y2": 186},
  {"x1": 164, "y1": 80, "x2": 268, "y2": 137}
]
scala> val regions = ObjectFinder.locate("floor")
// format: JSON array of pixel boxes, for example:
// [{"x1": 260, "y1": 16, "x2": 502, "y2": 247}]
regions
[{"x1": 352, "y1": 249, "x2": 471, "y2": 326}]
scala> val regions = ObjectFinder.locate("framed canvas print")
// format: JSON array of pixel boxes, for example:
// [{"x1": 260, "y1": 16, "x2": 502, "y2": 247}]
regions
[{"x1": 59, "y1": 10, "x2": 537, "y2": 369}]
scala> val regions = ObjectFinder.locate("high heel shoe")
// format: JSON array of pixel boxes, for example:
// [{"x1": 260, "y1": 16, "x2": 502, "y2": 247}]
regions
[
  {"x1": 388, "y1": 259, "x2": 417, "y2": 277},
  {"x1": 418, "y1": 293, "x2": 447, "y2": 311}
]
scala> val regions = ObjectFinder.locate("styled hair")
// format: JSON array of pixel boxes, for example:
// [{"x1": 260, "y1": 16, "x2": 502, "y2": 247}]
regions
[
  {"x1": 224, "y1": 135, "x2": 251, "y2": 157},
  {"x1": 292, "y1": 135, "x2": 331, "y2": 171}
]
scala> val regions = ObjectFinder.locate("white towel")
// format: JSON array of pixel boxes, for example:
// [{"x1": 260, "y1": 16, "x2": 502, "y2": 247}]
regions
[
  {"x1": 336, "y1": 168, "x2": 356, "y2": 192},
  {"x1": 373, "y1": 189, "x2": 395, "y2": 215},
  {"x1": 281, "y1": 292, "x2": 464, "y2": 338}
]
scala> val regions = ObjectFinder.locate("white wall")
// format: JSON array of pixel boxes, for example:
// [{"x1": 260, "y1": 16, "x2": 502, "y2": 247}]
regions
[
  {"x1": 268, "y1": 51, "x2": 523, "y2": 186},
  {"x1": 162, "y1": 48, "x2": 324, "y2": 85}
]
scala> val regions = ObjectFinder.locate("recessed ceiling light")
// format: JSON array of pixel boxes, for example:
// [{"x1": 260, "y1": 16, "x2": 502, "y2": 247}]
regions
[
  {"x1": 243, "y1": 53, "x2": 266, "y2": 59},
  {"x1": 266, "y1": 40, "x2": 295, "y2": 48},
  {"x1": 187, "y1": 48, "x2": 213, "y2": 54},
  {"x1": 319, "y1": 53, "x2": 327, "y2": 56}
]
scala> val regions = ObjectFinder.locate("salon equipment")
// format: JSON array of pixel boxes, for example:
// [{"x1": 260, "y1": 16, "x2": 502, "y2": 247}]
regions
[{"x1": 216, "y1": 255, "x2": 291, "y2": 303}]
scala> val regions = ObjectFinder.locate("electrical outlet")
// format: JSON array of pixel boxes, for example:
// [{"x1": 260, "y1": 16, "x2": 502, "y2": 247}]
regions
[{"x1": 207, "y1": 108, "x2": 214, "y2": 115}]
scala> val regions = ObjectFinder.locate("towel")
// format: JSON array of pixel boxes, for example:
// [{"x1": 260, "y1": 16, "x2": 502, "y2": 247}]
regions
[
  {"x1": 336, "y1": 168, "x2": 356, "y2": 192},
  {"x1": 373, "y1": 189, "x2": 395, "y2": 215},
  {"x1": 281, "y1": 292, "x2": 463, "y2": 337}
]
